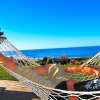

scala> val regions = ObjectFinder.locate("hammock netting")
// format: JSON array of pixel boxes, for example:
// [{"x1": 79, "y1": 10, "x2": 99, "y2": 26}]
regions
[{"x1": 0, "y1": 33, "x2": 100, "y2": 100}]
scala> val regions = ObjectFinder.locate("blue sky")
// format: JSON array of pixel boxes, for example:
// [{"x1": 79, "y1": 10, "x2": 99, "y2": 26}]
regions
[{"x1": 0, "y1": 0, "x2": 100, "y2": 49}]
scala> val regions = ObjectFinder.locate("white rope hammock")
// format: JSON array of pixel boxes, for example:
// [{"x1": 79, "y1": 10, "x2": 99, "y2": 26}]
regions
[{"x1": 0, "y1": 34, "x2": 100, "y2": 100}]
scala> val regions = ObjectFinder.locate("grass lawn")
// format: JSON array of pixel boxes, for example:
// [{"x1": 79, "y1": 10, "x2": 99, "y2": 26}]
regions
[{"x1": 0, "y1": 66, "x2": 17, "y2": 81}]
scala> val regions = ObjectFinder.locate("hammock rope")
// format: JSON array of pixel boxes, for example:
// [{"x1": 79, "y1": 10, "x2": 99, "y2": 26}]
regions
[{"x1": 0, "y1": 34, "x2": 100, "y2": 100}]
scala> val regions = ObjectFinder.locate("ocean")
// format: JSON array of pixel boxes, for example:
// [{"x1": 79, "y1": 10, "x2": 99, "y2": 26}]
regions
[{"x1": 21, "y1": 46, "x2": 100, "y2": 58}]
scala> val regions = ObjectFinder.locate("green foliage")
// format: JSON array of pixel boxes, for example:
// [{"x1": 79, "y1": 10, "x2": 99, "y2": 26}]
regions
[{"x1": 41, "y1": 57, "x2": 54, "y2": 65}]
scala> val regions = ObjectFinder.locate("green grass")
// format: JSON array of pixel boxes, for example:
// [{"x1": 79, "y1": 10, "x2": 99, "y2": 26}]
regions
[{"x1": 0, "y1": 67, "x2": 17, "y2": 81}]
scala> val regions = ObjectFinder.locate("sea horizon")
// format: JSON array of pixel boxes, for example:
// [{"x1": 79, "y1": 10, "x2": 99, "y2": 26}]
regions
[{"x1": 21, "y1": 45, "x2": 100, "y2": 58}]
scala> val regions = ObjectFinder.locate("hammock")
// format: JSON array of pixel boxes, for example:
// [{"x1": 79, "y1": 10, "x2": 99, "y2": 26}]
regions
[{"x1": 0, "y1": 33, "x2": 100, "y2": 100}]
